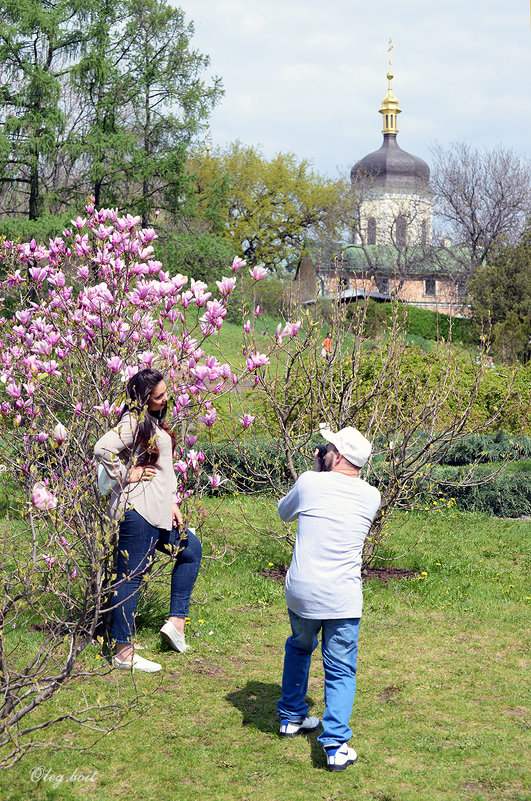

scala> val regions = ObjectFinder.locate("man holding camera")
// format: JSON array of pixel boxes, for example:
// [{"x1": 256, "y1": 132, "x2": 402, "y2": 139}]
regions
[{"x1": 276, "y1": 426, "x2": 381, "y2": 771}]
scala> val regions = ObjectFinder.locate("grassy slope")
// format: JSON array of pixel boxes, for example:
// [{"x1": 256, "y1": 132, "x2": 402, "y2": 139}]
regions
[{"x1": 3, "y1": 505, "x2": 529, "y2": 801}]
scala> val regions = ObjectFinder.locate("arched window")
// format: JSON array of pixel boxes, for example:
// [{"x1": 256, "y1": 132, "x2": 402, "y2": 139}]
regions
[
  {"x1": 395, "y1": 216, "x2": 407, "y2": 247},
  {"x1": 367, "y1": 217, "x2": 377, "y2": 245},
  {"x1": 421, "y1": 220, "x2": 428, "y2": 246}
]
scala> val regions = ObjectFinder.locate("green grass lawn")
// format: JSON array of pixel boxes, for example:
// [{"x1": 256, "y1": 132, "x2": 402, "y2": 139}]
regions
[{"x1": 2, "y1": 505, "x2": 530, "y2": 801}]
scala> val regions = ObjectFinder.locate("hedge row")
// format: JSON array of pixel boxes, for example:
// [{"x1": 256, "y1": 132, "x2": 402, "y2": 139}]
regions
[
  {"x1": 442, "y1": 431, "x2": 531, "y2": 465},
  {"x1": 428, "y1": 465, "x2": 531, "y2": 518},
  {"x1": 403, "y1": 304, "x2": 477, "y2": 345},
  {"x1": 203, "y1": 438, "x2": 531, "y2": 517}
]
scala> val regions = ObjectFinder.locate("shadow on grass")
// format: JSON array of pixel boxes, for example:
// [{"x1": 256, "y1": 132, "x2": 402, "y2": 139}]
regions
[
  {"x1": 226, "y1": 681, "x2": 282, "y2": 735},
  {"x1": 226, "y1": 681, "x2": 326, "y2": 768}
]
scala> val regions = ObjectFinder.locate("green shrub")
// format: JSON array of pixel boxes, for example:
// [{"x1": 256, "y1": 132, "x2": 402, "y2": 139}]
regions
[
  {"x1": 404, "y1": 305, "x2": 477, "y2": 345},
  {"x1": 201, "y1": 439, "x2": 307, "y2": 494},
  {"x1": 0, "y1": 212, "x2": 73, "y2": 245},
  {"x1": 155, "y1": 231, "x2": 236, "y2": 287},
  {"x1": 443, "y1": 432, "x2": 531, "y2": 466},
  {"x1": 431, "y1": 465, "x2": 531, "y2": 517}
]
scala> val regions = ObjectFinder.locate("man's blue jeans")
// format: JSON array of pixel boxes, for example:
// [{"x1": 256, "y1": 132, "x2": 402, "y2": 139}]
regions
[
  {"x1": 277, "y1": 609, "x2": 361, "y2": 748},
  {"x1": 112, "y1": 508, "x2": 202, "y2": 644}
]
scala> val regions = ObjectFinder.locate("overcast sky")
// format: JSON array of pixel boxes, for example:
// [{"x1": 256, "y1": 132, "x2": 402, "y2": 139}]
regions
[{"x1": 175, "y1": 0, "x2": 530, "y2": 179}]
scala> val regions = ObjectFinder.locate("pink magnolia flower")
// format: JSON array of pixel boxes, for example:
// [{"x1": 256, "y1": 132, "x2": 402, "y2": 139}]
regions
[
  {"x1": 244, "y1": 319, "x2": 251, "y2": 333},
  {"x1": 138, "y1": 350, "x2": 155, "y2": 368},
  {"x1": 283, "y1": 320, "x2": 302, "y2": 337},
  {"x1": 246, "y1": 352, "x2": 270, "y2": 371},
  {"x1": 6, "y1": 380, "x2": 21, "y2": 398},
  {"x1": 35, "y1": 432, "x2": 49, "y2": 444},
  {"x1": 106, "y1": 355, "x2": 123, "y2": 373},
  {"x1": 198, "y1": 408, "x2": 217, "y2": 427},
  {"x1": 32, "y1": 482, "x2": 58, "y2": 511},
  {"x1": 43, "y1": 554, "x2": 57, "y2": 569},
  {"x1": 71, "y1": 567, "x2": 78, "y2": 579},
  {"x1": 239, "y1": 414, "x2": 255, "y2": 428},
  {"x1": 59, "y1": 536, "x2": 68, "y2": 547},
  {"x1": 254, "y1": 305, "x2": 260, "y2": 317},
  {"x1": 190, "y1": 278, "x2": 212, "y2": 307},
  {"x1": 53, "y1": 422, "x2": 67, "y2": 445},
  {"x1": 215, "y1": 276, "x2": 236, "y2": 297},
  {"x1": 15, "y1": 309, "x2": 33, "y2": 326},
  {"x1": 94, "y1": 400, "x2": 112, "y2": 416},
  {"x1": 231, "y1": 256, "x2": 246, "y2": 272},
  {"x1": 186, "y1": 434, "x2": 198, "y2": 448},
  {"x1": 249, "y1": 265, "x2": 268, "y2": 281},
  {"x1": 202, "y1": 299, "x2": 227, "y2": 328},
  {"x1": 208, "y1": 474, "x2": 224, "y2": 489},
  {"x1": 28, "y1": 266, "x2": 49, "y2": 283}
]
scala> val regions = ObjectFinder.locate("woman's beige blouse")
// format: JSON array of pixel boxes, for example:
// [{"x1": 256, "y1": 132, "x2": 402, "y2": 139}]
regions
[{"x1": 94, "y1": 413, "x2": 178, "y2": 530}]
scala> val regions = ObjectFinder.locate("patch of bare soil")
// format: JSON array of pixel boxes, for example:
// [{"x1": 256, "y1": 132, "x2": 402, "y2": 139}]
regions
[
  {"x1": 362, "y1": 566, "x2": 417, "y2": 582},
  {"x1": 258, "y1": 566, "x2": 417, "y2": 583}
]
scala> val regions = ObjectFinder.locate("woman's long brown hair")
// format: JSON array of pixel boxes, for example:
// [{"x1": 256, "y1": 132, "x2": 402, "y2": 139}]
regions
[{"x1": 119, "y1": 369, "x2": 177, "y2": 466}]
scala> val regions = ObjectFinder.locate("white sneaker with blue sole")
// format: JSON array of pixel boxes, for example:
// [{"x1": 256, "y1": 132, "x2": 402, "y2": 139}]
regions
[
  {"x1": 279, "y1": 716, "x2": 321, "y2": 738},
  {"x1": 325, "y1": 742, "x2": 357, "y2": 771}
]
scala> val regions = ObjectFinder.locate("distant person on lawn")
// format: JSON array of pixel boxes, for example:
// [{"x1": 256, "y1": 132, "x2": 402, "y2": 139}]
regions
[
  {"x1": 321, "y1": 332, "x2": 333, "y2": 360},
  {"x1": 94, "y1": 369, "x2": 202, "y2": 673},
  {"x1": 276, "y1": 426, "x2": 381, "y2": 771}
]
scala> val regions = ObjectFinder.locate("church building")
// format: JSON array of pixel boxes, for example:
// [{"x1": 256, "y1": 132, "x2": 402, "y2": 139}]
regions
[{"x1": 295, "y1": 64, "x2": 467, "y2": 314}]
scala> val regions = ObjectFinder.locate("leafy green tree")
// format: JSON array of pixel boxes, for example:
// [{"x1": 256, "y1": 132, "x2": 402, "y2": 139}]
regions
[
  {"x1": 68, "y1": 0, "x2": 136, "y2": 208},
  {"x1": 0, "y1": 0, "x2": 87, "y2": 219},
  {"x1": 121, "y1": 0, "x2": 222, "y2": 226},
  {"x1": 188, "y1": 141, "x2": 345, "y2": 270},
  {"x1": 468, "y1": 228, "x2": 531, "y2": 363}
]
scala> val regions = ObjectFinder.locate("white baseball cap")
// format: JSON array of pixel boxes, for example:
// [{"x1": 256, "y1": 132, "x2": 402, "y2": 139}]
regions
[{"x1": 319, "y1": 425, "x2": 372, "y2": 467}]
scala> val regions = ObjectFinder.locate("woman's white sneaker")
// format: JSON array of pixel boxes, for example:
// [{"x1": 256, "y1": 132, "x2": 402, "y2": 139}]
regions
[
  {"x1": 160, "y1": 620, "x2": 190, "y2": 652},
  {"x1": 325, "y1": 743, "x2": 357, "y2": 771},
  {"x1": 113, "y1": 653, "x2": 162, "y2": 673}
]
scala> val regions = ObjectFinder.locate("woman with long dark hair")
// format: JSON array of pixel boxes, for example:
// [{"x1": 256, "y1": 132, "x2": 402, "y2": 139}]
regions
[{"x1": 94, "y1": 368, "x2": 202, "y2": 672}]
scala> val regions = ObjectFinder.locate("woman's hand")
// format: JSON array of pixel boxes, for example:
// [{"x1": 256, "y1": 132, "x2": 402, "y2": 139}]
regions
[
  {"x1": 128, "y1": 465, "x2": 157, "y2": 483},
  {"x1": 172, "y1": 503, "x2": 183, "y2": 530}
]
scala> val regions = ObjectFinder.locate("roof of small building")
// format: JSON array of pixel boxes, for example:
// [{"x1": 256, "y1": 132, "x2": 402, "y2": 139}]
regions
[{"x1": 300, "y1": 241, "x2": 472, "y2": 279}]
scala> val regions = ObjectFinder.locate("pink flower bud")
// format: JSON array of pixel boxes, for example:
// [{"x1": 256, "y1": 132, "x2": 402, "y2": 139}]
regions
[{"x1": 53, "y1": 423, "x2": 67, "y2": 445}]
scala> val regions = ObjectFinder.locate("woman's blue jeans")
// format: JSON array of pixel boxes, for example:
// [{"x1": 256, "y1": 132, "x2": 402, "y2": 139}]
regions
[
  {"x1": 276, "y1": 609, "x2": 361, "y2": 748},
  {"x1": 112, "y1": 508, "x2": 202, "y2": 645}
]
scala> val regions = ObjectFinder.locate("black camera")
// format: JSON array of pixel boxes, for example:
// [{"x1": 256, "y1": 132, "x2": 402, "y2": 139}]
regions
[{"x1": 316, "y1": 443, "x2": 328, "y2": 471}]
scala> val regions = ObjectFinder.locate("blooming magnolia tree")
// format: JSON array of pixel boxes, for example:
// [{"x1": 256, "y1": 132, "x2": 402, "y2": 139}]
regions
[{"x1": 0, "y1": 203, "x2": 300, "y2": 765}]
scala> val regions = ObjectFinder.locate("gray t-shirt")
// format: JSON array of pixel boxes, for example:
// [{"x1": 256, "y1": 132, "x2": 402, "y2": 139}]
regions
[{"x1": 278, "y1": 470, "x2": 381, "y2": 619}]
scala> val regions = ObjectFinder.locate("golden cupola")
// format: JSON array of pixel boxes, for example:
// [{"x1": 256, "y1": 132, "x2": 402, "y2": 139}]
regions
[{"x1": 379, "y1": 71, "x2": 401, "y2": 135}]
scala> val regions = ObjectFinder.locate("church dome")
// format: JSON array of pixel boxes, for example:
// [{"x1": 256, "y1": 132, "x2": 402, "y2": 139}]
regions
[
  {"x1": 351, "y1": 65, "x2": 430, "y2": 192},
  {"x1": 351, "y1": 134, "x2": 430, "y2": 190}
]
